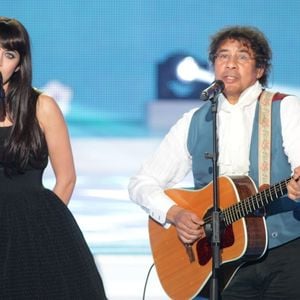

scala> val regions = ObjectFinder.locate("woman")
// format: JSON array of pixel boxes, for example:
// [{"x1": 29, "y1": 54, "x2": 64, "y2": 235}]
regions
[{"x1": 0, "y1": 17, "x2": 106, "y2": 299}]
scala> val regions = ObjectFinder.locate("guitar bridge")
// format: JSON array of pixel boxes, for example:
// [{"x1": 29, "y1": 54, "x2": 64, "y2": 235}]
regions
[{"x1": 184, "y1": 244, "x2": 195, "y2": 263}]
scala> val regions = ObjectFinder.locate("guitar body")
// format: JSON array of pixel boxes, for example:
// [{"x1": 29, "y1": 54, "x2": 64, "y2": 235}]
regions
[{"x1": 148, "y1": 175, "x2": 268, "y2": 299}]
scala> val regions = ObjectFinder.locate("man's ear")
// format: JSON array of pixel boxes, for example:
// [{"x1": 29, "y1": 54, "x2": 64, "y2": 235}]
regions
[{"x1": 256, "y1": 67, "x2": 265, "y2": 79}]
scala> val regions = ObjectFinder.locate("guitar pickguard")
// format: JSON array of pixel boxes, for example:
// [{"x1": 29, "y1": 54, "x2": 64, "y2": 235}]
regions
[{"x1": 196, "y1": 224, "x2": 234, "y2": 265}]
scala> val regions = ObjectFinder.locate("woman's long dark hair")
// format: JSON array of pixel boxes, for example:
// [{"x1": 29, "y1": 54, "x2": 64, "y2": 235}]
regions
[{"x1": 0, "y1": 17, "x2": 45, "y2": 171}]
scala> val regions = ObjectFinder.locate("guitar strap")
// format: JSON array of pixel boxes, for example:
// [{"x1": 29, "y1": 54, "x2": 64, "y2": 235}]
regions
[{"x1": 258, "y1": 90, "x2": 275, "y2": 187}]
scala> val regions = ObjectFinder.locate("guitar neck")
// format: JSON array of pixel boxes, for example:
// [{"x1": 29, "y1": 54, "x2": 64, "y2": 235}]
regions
[{"x1": 222, "y1": 177, "x2": 291, "y2": 226}]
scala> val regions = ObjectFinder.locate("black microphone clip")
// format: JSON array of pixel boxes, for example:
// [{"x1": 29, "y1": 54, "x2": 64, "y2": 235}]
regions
[{"x1": 200, "y1": 80, "x2": 225, "y2": 101}]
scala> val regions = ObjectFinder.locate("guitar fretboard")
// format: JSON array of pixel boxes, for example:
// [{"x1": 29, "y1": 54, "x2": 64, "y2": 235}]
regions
[{"x1": 222, "y1": 177, "x2": 291, "y2": 226}]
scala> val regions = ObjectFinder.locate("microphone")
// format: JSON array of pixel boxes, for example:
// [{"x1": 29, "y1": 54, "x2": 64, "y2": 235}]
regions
[
  {"x1": 0, "y1": 72, "x2": 5, "y2": 121},
  {"x1": 0, "y1": 72, "x2": 4, "y2": 100},
  {"x1": 200, "y1": 80, "x2": 225, "y2": 101}
]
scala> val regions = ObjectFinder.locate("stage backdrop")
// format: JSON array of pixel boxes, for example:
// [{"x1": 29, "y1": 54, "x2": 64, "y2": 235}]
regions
[{"x1": 1, "y1": 0, "x2": 300, "y2": 136}]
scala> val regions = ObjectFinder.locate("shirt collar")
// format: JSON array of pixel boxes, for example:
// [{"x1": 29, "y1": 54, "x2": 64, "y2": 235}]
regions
[{"x1": 218, "y1": 81, "x2": 263, "y2": 112}]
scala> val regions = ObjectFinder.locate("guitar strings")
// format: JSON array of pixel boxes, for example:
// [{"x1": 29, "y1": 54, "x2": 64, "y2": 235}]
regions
[{"x1": 202, "y1": 177, "x2": 290, "y2": 226}]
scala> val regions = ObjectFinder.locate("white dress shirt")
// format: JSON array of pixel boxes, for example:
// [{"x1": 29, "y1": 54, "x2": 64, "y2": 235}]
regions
[{"x1": 128, "y1": 82, "x2": 300, "y2": 226}]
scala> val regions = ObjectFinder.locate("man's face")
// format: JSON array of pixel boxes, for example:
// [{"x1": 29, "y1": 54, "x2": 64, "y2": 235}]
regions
[{"x1": 213, "y1": 38, "x2": 264, "y2": 104}]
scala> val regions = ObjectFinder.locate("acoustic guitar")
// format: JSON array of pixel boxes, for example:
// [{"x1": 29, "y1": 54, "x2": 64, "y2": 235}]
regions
[{"x1": 148, "y1": 175, "x2": 291, "y2": 299}]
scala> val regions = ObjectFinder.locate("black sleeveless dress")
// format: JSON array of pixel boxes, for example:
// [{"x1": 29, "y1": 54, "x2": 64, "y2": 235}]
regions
[{"x1": 0, "y1": 127, "x2": 107, "y2": 299}]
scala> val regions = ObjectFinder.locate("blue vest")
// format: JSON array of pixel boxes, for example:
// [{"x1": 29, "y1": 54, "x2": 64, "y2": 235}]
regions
[{"x1": 187, "y1": 97, "x2": 300, "y2": 248}]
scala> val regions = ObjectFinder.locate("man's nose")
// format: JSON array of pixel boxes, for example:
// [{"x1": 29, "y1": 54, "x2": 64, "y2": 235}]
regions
[{"x1": 225, "y1": 55, "x2": 238, "y2": 68}]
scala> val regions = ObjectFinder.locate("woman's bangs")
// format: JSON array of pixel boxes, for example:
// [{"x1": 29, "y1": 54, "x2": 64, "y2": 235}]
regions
[{"x1": 0, "y1": 23, "x2": 23, "y2": 52}]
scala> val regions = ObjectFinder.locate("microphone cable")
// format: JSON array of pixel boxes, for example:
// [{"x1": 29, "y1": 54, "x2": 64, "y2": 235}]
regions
[{"x1": 142, "y1": 262, "x2": 155, "y2": 300}]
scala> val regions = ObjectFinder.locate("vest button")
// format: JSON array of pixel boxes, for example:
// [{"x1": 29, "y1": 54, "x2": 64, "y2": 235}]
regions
[{"x1": 271, "y1": 232, "x2": 278, "y2": 238}]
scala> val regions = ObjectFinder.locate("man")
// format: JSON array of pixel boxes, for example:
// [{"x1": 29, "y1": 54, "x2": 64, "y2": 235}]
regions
[{"x1": 128, "y1": 26, "x2": 300, "y2": 299}]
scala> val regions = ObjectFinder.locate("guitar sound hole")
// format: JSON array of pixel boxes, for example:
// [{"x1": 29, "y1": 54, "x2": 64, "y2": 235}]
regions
[{"x1": 196, "y1": 225, "x2": 234, "y2": 265}]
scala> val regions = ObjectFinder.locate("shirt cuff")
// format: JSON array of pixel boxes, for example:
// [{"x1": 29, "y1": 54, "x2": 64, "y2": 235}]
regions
[{"x1": 148, "y1": 190, "x2": 176, "y2": 227}]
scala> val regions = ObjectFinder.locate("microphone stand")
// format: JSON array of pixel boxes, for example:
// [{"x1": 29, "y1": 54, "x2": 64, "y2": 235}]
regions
[{"x1": 204, "y1": 93, "x2": 221, "y2": 300}]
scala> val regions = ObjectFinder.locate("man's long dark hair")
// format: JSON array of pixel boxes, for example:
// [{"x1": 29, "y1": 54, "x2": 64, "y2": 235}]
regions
[{"x1": 0, "y1": 17, "x2": 46, "y2": 171}]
